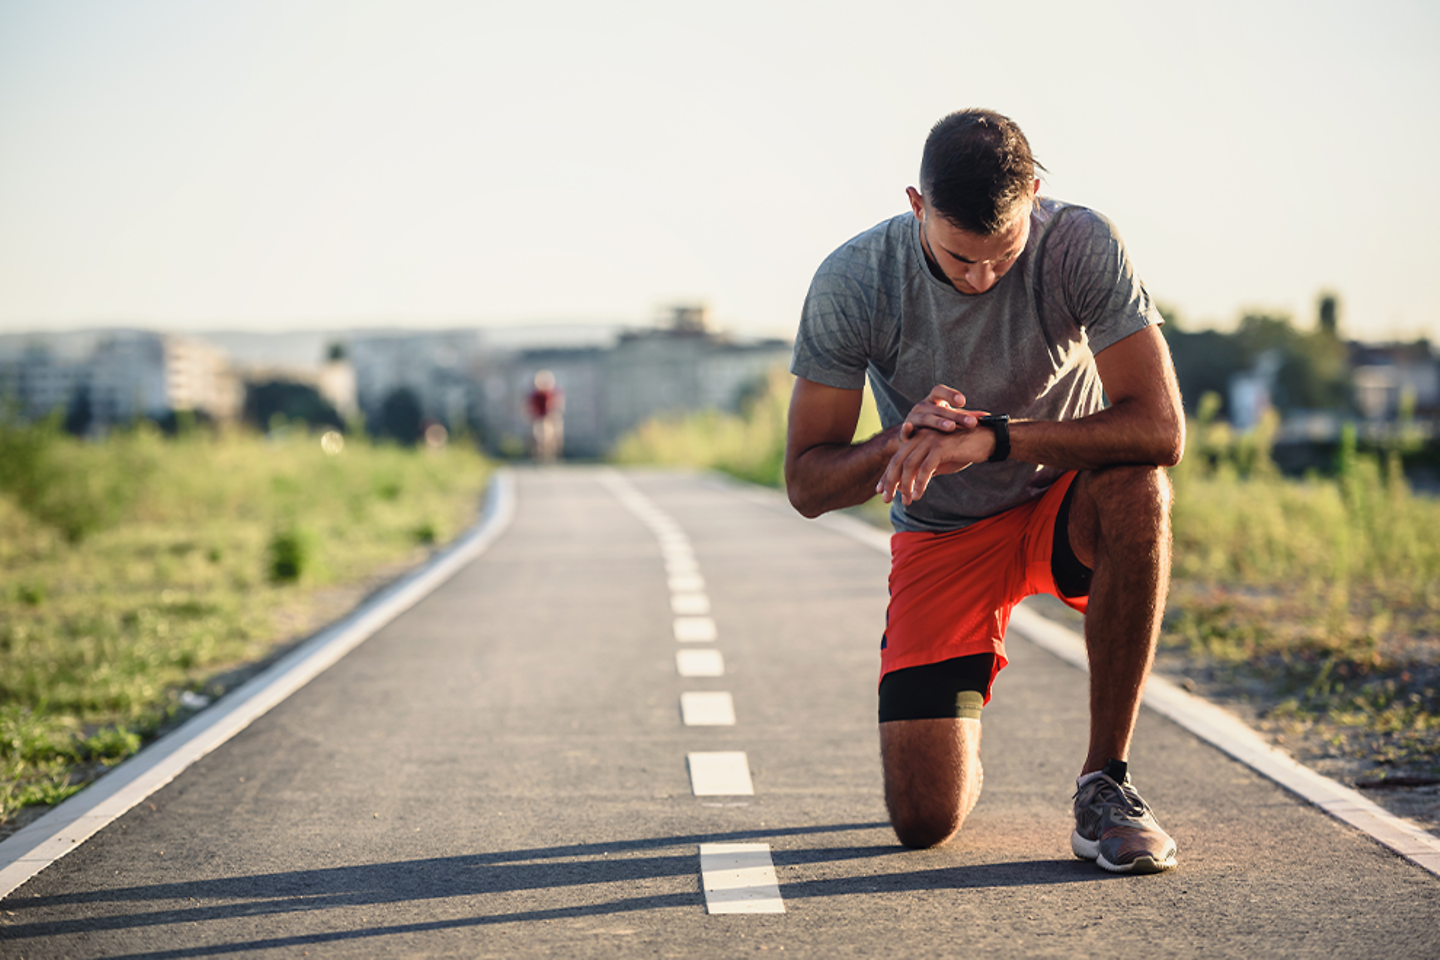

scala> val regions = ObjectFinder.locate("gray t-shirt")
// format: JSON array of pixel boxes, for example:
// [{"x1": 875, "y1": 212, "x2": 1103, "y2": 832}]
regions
[{"x1": 790, "y1": 197, "x2": 1161, "y2": 533}]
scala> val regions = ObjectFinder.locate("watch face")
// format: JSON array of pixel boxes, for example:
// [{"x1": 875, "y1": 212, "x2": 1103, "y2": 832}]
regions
[{"x1": 978, "y1": 414, "x2": 1008, "y2": 425}]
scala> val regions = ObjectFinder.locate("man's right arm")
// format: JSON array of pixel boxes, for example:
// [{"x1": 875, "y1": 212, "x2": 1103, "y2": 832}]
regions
[{"x1": 784, "y1": 377, "x2": 902, "y2": 519}]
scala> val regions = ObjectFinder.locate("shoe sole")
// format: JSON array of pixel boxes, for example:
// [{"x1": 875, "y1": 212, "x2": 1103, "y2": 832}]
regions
[
  {"x1": 1071, "y1": 830, "x2": 1100, "y2": 861},
  {"x1": 1071, "y1": 830, "x2": 1177, "y2": 874}
]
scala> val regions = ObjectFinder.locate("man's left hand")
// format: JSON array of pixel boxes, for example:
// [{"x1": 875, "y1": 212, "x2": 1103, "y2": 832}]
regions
[{"x1": 900, "y1": 384, "x2": 979, "y2": 440}]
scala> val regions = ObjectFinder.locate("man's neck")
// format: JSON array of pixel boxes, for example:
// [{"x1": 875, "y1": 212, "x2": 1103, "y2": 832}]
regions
[{"x1": 916, "y1": 226, "x2": 955, "y2": 288}]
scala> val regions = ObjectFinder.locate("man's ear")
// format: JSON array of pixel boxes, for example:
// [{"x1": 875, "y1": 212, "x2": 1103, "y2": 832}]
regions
[{"x1": 906, "y1": 186, "x2": 925, "y2": 221}]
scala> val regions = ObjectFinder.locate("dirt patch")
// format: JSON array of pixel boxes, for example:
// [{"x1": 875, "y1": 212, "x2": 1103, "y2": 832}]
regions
[{"x1": 1024, "y1": 591, "x2": 1440, "y2": 841}]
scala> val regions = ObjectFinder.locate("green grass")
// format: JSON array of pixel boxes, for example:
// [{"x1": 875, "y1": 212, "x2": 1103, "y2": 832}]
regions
[
  {"x1": 1161, "y1": 409, "x2": 1440, "y2": 775},
  {"x1": 0, "y1": 422, "x2": 490, "y2": 823},
  {"x1": 612, "y1": 374, "x2": 1440, "y2": 780},
  {"x1": 610, "y1": 367, "x2": 884, "y2": 485}
]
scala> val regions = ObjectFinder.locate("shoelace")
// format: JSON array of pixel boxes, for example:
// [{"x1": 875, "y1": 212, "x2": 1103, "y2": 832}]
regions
[{"x1": 1078, "y1": 775, "x2": 1151, "y2": 820}]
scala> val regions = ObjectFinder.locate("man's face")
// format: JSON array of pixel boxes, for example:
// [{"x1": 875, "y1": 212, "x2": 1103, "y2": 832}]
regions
[{"x1": 907, "y1": 186, "x2": 1032, "y2": 295}]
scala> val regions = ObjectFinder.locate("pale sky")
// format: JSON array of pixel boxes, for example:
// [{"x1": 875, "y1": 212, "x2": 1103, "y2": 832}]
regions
[{"x1": 1, "y1": 0, "x2": 1436, "y2": 341}]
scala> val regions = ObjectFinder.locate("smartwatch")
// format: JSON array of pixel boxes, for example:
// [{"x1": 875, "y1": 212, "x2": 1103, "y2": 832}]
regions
[{"x1": 978, "y1": 414, "x2": 1010, "y2": 462}]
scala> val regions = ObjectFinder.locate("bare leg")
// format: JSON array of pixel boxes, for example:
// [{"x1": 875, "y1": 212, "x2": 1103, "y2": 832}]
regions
[
  {"x1": 1065, "y1": 466, "x2": 1173, "y2": 776},
  {"x1": 879, "y1": 718, "x2": 983, "y2": 848}
]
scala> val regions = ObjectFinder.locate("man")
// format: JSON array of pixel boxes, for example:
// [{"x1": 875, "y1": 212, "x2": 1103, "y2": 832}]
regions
[
  {"x1": 785, "y1": 109, "x2": 1185, "y2": 874},
  {"x1": 526, "y1": 369, "x2": 565, "y2": 462}
]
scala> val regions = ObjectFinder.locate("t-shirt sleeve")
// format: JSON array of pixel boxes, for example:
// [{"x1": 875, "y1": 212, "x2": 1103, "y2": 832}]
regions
[
  {"x1": 789, "y1": 247, "x2": 875, "y2": 391},
  {"x1": 1047, "y1": 208, "x2": 1163, "y2": 356}
]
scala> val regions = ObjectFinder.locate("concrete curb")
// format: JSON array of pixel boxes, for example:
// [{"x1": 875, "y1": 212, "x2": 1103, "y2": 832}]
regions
[
  {"x1": 0, "y1": 469, "x2": 518, "y2": 901},
  {"x1": 806, "y1": 498, "x2": 1440, "y2": 879}
]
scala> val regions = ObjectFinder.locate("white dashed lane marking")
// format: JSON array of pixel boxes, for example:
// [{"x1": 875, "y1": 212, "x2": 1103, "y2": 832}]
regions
[
  {"x1": 699, "y1": 843, "x2": 785, "y2": 914},
  {"x1": 676, "y1": 649, "x2": 725, "y2": 677},
  {"x1": 687, "y1": 752, "x2": 755, "y2": 796},
  {"x1": 670, "y1": 592, "x2": 712, "y2": 616},
  {"x1": 600, "y1": 470, "x2": 785, "y2": 913},
  {"x1": 666, "y1": 556, "x2": 700, "y2": 577},
  {"x1": 680, "y1": 691, "x2": 736, "y2": 726},
  {"x1": 667, "y1": 574, "x2": 706, "y2": 593},
  {"x1": 673, "y1": 617, "x2": 718, "y2": 642}
]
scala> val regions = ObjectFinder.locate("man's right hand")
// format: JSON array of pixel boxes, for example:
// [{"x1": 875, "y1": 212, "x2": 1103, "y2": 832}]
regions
[{"x1": 878, "y1": 416, "x2": 996, "y2": 506}]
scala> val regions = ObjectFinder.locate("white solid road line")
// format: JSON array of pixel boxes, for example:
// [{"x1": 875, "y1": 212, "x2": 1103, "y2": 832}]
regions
[
  {"x1": 681, "y1": 691, "x2": 737, "y2": 726},
  {"x1": 699, "y1": 843, "x2": 785, "y2": 914},
  {"x1": 0, "y1": 471, "x2": 520, "y2": 902},
  {"x1": 676, "y1": 649, "x2": 725, "y2": 678},
  {"x1": 688, "y1": 752, "x2": 755, "y2": 796},
  {"x1": 673, "y1": 617, "x2": 718, "y2": 642}
]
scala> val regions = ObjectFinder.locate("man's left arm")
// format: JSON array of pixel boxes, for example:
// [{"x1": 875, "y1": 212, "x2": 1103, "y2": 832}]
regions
[
  {"x1": 1008, "y1": 325, "x2": 1184, "y2": 470},
  {"x1": 879, "y1": 326, "x2": 1184, "y2": 505}
]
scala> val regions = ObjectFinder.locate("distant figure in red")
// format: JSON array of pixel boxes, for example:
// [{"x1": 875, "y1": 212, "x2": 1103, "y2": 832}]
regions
[{"x1": 526, "y1": 369, "x2": 564, "y2": 462}]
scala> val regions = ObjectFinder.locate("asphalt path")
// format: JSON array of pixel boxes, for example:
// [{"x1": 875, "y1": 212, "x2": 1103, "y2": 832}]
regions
[{"x1": 2, "y1": 467, "x2": 1438, "y2": 958}]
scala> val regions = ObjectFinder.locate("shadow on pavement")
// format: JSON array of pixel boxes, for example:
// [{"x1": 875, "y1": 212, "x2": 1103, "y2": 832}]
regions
[{"x1": 2, "y1": 821, "x2": 1117, "y2": 957}]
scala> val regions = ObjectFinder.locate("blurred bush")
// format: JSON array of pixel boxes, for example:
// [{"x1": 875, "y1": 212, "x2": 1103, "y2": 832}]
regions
[
  {"x1": 0, "y1": 415, "x2": 156, "y2": 543},
  {"x1": 611, "y1": 366, "x2": 882, "y2": 487},
  {"x1": 267, "y1": 525, "x2": 313, "y2": 583}
]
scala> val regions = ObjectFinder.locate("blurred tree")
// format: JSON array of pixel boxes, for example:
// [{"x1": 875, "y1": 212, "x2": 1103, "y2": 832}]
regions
[
  {"x1": 1159, "y1": 303, "x2": 1246, "y2": 419},
  {"x1": 1235, "y1": 312, "x2": 1296, "y2": 355},
  {"x1": 150, "y1": 408, "x2": 214, "y2": 436},
  {"x1": 63, "y1": 385, "x2": 92, "y2": 437},
  {"x1": 243, "y1": 380, "x2": 344, "y2": 432},
  {"x1": 1293, "y1": 300, "x2": 1351, "y2": 412},
  {"x1": 1317, "y1": 292, "x2": 1340, "y2": 338},
  {"x1": 375, "y1": 388, "x2": 423, "y2": 446},
  {"x1": 1160, "y1": 296, "x2": 1352, "y2": 421},
  {"x1": 1236, "y1": 311, "x2": 1350, "y2": 411}
]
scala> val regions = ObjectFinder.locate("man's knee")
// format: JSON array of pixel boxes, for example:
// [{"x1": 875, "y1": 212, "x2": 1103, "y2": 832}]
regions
[
  {"x1": 1084, "y1": 464, "x2": 1171, "y2": 516},
  {"x1": 880, "y1": 718, "x2": 982, "y2": 849},
  {"x1": 1070, "y1": 466, "x2": 1171, "y2": 564},
  {"x1": 890, "y1": 798, "x2": 963, "y2": 850}
]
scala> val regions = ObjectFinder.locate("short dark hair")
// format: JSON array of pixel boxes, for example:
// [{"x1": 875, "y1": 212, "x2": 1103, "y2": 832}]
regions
[{"x1": 919, "y1": 109, "x2": 1044, "y2": 235}]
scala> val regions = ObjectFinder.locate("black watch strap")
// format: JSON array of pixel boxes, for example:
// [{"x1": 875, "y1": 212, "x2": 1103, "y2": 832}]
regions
[{"x1": 980, "y1": 414, "x2": 1010, "y2": 462}]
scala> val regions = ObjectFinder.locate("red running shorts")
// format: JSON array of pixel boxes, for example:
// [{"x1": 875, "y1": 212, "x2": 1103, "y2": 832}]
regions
[{"x1": 882, "y1": 471, "x2": 1088, "y2": 701}]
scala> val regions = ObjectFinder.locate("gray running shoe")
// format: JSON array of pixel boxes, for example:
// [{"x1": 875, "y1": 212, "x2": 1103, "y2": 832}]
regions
[{"x1": 1071, "y1": 769, "x2": 1178, "y2": 874}]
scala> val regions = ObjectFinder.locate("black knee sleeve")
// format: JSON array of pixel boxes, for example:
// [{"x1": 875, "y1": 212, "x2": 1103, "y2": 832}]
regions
[{"x1": 878, "y1": 653, "x2": 995, "y2": 722}]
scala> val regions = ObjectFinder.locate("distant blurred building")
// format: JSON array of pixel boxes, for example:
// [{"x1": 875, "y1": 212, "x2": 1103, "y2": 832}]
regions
[
  {"x1": 346, "y1": 331, "x2": 484, "y2": 435},
  {"x1": 1, "y1": 312, "x2": 793, "y2": 455},
  {"x1": 2, "y1": 342, "x2": 86, "y2": 420},
  {"x1": 473, "y1": 306, "x2": 793, "y2": 458},
  {"x1": 316, "y1": 359, "x2": 358, "y2": 418},
  {"x1": 1349, "y1": 341, "x2": 1440, "y2": 421},
  {"x1": 0, "y1": 331, "x2": 240, "y2": 429},
  {"x1": 1227, "y1": 349, "x2": 1283, "y2": 432}
]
